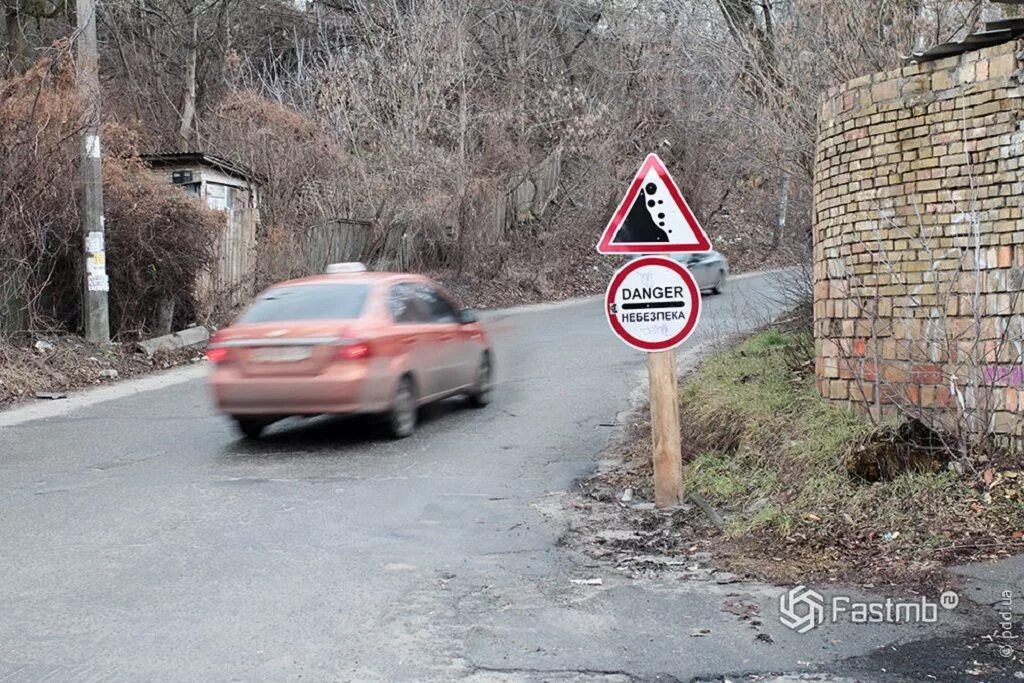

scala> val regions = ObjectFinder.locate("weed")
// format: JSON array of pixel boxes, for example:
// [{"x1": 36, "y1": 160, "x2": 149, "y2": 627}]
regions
[{"x1": 680, "y1": 328, "x2": 1024, "y2": 584}]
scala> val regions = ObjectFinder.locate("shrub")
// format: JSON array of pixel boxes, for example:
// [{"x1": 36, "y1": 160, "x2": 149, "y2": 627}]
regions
[
  {"x1": 0, "y1": 48, "x2": 221, "y2": 338},
  {"x1": 204, "y1": 91, "x2": 354, "y2": 288}
]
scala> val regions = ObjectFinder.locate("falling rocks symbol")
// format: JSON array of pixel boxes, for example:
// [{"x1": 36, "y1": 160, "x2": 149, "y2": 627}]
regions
[
  {"x1": 612, "y1": 182, "x2": 669, "y2": 244},
  {"x1": 596, "y1": 153, "x2": 712, "y2": 254}
]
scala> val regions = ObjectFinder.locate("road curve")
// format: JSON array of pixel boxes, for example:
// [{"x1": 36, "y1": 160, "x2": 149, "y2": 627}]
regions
[{"x1": 1, "y1": 272, "x2": 909, "y2": 682}]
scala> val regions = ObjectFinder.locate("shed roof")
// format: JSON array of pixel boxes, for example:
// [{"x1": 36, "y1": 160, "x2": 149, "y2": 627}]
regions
[
  {"x1": 140, "y1": 152, "x2": 261, "y2": 184},
  {"x1": 907, "y1": 16, "x2": 1024, "y2": 64}
]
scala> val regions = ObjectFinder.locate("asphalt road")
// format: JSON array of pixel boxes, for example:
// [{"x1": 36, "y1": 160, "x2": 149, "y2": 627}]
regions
[{"x1": 0, "y1": 271, "x2": 1006, "y2": 682}]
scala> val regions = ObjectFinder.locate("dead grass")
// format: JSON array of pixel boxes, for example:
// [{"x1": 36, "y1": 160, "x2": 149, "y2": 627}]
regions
[
  {"x1": 678, "y1": 328, "x2": 1024, "y2": 587},
  {"x1": 573, "y1": 325, "x2": 1024, "y2": 591},
  {"x1": 0, "y1": 335, "x2": 201, "y2": 408},
  {"x1": 428, "y1": 222, "x2": 619, "y2": 309}
]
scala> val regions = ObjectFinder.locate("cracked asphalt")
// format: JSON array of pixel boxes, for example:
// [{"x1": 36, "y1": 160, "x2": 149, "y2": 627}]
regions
[{"x1": 0, "y1": 272, "x2": 1018, "y2": 681}]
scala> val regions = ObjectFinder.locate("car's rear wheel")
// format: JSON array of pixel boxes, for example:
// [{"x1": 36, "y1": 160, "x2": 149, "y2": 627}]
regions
[
  {"x1": 386, "y1": 376, "x2": 417, "y2": 439},
  {"x1": 234, "y1": 417, "x2": 271, "y2": 440},
  {"x1": 467, "y1": 353, "x2": 493, "y2": 408},
  {"x1": 711, "y1": 270, "x2": 726, "y2": 295}
]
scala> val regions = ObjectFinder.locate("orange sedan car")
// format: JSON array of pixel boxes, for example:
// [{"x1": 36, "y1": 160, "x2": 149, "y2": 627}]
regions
[{"x1": 207, "y1": 265, "x2": 493, "y2": 439}]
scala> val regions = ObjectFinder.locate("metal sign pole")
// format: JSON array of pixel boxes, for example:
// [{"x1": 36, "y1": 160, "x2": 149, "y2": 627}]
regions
[{"x1": 647, "y1": 349, "x2": 684, "y2": 508}]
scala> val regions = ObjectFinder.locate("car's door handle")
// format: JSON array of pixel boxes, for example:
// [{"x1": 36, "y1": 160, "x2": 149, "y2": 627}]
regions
[
  {"x1": 401, "y1": 337, "x2": 417, "y2": 346},
  {"x1": 439, "y1": 334, "x2": 455, "y2": 342}
]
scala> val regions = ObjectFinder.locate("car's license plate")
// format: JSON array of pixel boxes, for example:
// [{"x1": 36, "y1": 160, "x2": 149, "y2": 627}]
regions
[{"x1": 250, "y1": 346, "x2": 312, "y2": 363}]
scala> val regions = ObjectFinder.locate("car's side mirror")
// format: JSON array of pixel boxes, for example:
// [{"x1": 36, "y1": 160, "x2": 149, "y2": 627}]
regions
[{"x1": 458, "y1": 308, "x2": 479, "y2": 324}]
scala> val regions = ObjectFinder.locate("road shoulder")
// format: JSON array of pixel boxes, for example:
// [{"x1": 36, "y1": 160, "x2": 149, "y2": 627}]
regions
[
  {"x1": 0, "y1": 362, "x2": 208, "y2": 428},
  {"x1": 546, "y1": 332, "x2": 1023, "y2": 681}
]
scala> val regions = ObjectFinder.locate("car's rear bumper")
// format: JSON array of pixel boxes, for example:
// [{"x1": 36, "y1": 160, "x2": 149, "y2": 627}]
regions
[{"x1": 210, "y1": 361, "x2": 391, "y2": 416}]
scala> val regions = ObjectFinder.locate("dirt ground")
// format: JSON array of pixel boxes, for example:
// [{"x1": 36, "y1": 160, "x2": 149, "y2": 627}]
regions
[
  {"x1": 557, "y1": 342, "x2": 1023, "y2": 597},
  {"x1": 560, "y1": 413, "x2": 968, "y2": 598},
  {"x1": 558, "y1": 409, "x2": 754, "y2": 588},
  {"x1": 0, "y1": 334, "x2": 202, "y2": 409}
]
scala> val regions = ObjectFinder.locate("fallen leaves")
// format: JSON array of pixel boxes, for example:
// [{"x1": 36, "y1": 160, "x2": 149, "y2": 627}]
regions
[
  {"x1": 976, "y1": 468, "x2": 1024, "y2": 502},
  {"x1": 1, "y1": 335, "x2": 201, "y2": 408}
]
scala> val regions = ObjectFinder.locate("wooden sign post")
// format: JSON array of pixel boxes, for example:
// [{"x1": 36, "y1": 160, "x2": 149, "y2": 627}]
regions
[
  {"x1": 598, "y1": 153, "x2": 712, "y2": 511},
  {"x1": 604, "y1": 257, "x2": 700, "y2": 510},
  {"x1": 648, "y1": 349, "x2": 684, "y2": 507}
]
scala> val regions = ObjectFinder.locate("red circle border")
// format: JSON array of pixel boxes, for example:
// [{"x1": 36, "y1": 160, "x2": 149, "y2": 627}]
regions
[{"x1": 605, "y1": 256, "x2": 702, "y2": 352}]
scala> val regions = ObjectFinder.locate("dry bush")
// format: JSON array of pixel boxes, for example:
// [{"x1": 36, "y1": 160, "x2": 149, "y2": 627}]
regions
[
  {"x1": 826, "y1": 214, "x2": 1024, "y2": 466},
  {"x1": 677, "y1": 327, "x2": 1024, "y2": 587},
  {"x1": 203, "y1": 90, "x2": 360, "y2": 287},
  {"x1": 0, "y1": 51, "x2": 81, "y2": 333},
  {"x1": 102, "y1": 126, "x2": 223, "y2": 335},
  {"x1": 0, "y1": 48, "x2": 221, "y2": 338},
  {"x1": 5, "y1": 1, "x2": 1015, "y2": 333}
]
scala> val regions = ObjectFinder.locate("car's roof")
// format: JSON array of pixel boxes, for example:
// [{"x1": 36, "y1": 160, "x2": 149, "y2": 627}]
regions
[{"x1": 265, "y1": 272, "x2": 433, "y2": 290}]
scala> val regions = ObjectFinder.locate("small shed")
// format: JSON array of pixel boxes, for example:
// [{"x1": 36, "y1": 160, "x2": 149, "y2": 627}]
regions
[{"x1": 142, "y1": 152, "x2": 260, "y2": 311}]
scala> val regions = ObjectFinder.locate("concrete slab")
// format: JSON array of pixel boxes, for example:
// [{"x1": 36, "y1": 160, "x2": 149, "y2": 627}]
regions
[{"x1": 136, "y1": 325, "x2": 209, "y2": 356}]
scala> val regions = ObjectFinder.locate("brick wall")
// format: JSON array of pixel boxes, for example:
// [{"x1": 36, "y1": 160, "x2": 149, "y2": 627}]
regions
[{"x1": 814, "y1": 40, "x2": 1024, "y2": 443}]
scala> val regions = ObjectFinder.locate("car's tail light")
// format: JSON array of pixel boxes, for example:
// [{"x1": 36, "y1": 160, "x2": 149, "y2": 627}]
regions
[
  {"x1": 206, "y1": 346, "x2": 229, "y2": 364},
  {"x1": 206, "y1": 332, "x2": 229, "y2": 364},
  {"x1": 334, "y1": 340, "x2": 372, "y2": 361}
]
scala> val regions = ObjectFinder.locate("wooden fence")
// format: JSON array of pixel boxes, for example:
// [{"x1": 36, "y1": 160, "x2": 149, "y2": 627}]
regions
[
  {"x1": 507, "y1": 147, "x2": 561, "y2": 227},
  {"x1": 306, "y1": 218, "x2": 373, "y2": 273},
  {"x1": 197, "y1": 190, "x2": 258, "y2": 314},
  {"x1": 0, "y1": 273, "x2": 24, "y2": 335}
]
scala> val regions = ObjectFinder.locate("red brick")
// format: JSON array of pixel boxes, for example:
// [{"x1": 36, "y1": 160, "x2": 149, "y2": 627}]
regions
[
  {"x1": 1007, "y1": 388, "x2": 1019, "y2": 412},
  {"x1": 921, "y1": 385, "x2": 938, "y2": 408},
  {"x1": 879, "y1": 384, "x2": 903, "y2": 404},
  {"x1": 881, "y1": 361, "x2": 909, "y2": 383},
  {"x1": 910, "y1": 363, "x2": 943, "y2": 384},
  {"x1": 850, "y1": 383, "x2": 875, "y2": 403},
  {"x1": 863, "y1": 361, "x2": 879, "y2": 382},
  {"x1": 830, "y1": 380, "x2": 850, "y2": 400},
  {"x1": 838, "y1": 358, "x2": 857, "y2": 380}
]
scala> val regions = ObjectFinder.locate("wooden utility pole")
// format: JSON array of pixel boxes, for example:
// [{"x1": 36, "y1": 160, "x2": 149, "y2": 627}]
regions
[
  {"x1": 77, "y1": 0, "x2": 110, "y2": 344},
  {"x1": 647, "y1": 349, "x2": 684, "y2": 508}
]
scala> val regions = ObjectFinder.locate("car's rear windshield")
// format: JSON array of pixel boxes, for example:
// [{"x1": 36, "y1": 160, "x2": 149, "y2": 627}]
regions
[{"x1": 239, "y1": 283, "x2": 369, "y2": 323}]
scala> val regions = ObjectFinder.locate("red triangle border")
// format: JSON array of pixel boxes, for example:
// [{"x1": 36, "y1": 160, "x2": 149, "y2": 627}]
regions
[{"x1": 596, "y1": 153, "x2": 713, "y2": 254}]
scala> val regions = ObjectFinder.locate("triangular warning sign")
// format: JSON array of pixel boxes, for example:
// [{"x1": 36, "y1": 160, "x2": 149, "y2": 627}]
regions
[{"x1": 596, "y1": 153, "x2": 712, "y2": 254}]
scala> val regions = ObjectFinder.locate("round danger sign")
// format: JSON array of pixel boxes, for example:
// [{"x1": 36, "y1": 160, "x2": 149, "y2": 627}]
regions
[{"x1": 605, "y1": 256, "x2": 702, "y2": 352}]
